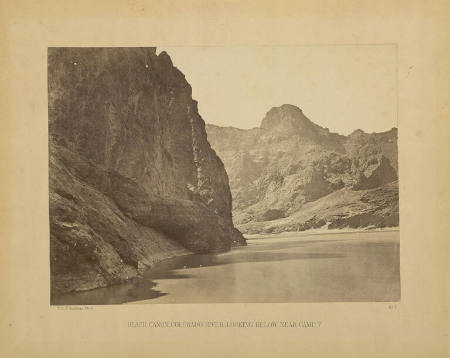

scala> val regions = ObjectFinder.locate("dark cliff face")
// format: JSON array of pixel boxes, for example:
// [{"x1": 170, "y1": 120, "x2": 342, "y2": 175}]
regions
[
  {"x1": 48, "y1": 48, "x2": 244, "y2": 295},
  {"x1": 206, "y1": 104, "x2": 399, "y2": 234}
]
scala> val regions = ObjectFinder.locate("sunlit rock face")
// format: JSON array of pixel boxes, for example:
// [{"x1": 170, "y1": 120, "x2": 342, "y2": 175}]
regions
[
  {"x1": 206, "y1": 105, "x2": 399, "y2": 234},
  {"x1": 48, "y1": 47, "x2": 244, "y2": 295}
]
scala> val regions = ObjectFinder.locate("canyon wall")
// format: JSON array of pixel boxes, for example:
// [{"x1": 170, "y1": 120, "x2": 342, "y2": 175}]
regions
[{"x1": 48, "y1": 47, "x2": 244, "y2": 296}]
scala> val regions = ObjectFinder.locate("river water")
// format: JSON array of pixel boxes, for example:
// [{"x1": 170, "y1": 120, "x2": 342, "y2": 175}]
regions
[{"x1": 52, "y1": 230, "x2": 400, "y2": 305}]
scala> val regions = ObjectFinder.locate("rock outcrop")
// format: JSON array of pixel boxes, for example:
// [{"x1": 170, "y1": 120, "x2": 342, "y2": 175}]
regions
[
  {"x1": 206, "y1": 104, "x2": 399, "y2": 234},
  {"x1": 49, "y1": 47, "x2": 244, "y2": 296}
]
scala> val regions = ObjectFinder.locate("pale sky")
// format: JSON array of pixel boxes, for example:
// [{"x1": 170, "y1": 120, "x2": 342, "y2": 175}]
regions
[{"x1": 159, "y1": 46, "x2": 397, "y2": 135}]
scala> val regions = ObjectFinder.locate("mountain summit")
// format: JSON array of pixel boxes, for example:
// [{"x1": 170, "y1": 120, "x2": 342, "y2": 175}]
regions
[
  {"x1": 260, "y1": 104, "x2": 309, "y2": 131},
  {"x1": 206, "y1": 105, "x2": 398, "y2": 234},
  {"x1": 259, "y1": 105, "x2": 345, "y2": 150}
]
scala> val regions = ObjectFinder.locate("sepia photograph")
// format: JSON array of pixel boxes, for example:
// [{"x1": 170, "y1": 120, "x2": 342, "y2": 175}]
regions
[
  {"x1": 2, "y1": 1, "x2": 448, "y2": 357},
  {"x1": 48, "y1": 46, "x2": 400, "y2": 305}
]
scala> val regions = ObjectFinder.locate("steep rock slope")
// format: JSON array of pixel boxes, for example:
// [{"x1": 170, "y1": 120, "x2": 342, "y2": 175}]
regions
[
  {"x1": 206, "y1": 104, "x2": 398, "y2": 233},
  {"x1": 49, "y1": 47, "x2": 244, "y2": 295}
]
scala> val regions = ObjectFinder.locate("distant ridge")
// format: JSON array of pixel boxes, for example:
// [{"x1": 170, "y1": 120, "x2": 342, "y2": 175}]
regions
[{"x1": 206, "y1": 104, "x2": 398, "y2": 234}]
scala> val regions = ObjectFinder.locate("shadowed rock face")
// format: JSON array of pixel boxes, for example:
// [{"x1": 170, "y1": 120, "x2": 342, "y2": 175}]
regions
[
  {"x1": 206, "y1": 104, "x2": 399, "y2": 234},
  {"x1": 353, "y1": 156, "x2": 398, "y2": 190},
  {"x1": 49, "y1": 47, "x2": 244, "y2": 295}
]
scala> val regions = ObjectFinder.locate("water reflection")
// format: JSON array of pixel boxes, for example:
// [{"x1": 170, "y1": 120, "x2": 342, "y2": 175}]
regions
[
  {"x1": 51, "y1": 232, "x2": 399, "y2": 305},
  {"x1": 51, "y1": 246, "x2": 345, "y2": 305}
]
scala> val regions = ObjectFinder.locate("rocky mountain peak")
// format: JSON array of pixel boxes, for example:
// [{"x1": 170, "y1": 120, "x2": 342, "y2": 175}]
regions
[
  {"x1": 260, "y1": 104, "x2": 311, "y2": 132},
  {"x1": 258, "y1": 104, "x2": 344, "y2": 151},
  {"x1": 349, "y1": 129, "x2": 366, "y2": 137}
]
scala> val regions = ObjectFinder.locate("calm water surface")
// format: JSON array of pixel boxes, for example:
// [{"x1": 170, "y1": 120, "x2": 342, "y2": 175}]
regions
[{"x1": 52, "y1": 230, "x2": 400, "y2": 304}]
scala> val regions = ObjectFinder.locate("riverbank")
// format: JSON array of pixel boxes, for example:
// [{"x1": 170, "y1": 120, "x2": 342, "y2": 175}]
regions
[{"x1": 244, "y1": 226, "x2": 399, "y2": 240}]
